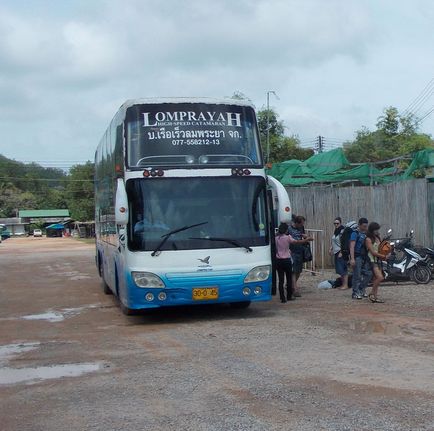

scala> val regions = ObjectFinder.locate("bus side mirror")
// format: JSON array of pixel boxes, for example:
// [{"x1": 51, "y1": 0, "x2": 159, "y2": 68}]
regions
[
  {"x1": 115, "y1": 178, "x2": 129, "y2": 225},
  {"x1": 267, "y1": 175, "x2": 292, "y2": 224}
]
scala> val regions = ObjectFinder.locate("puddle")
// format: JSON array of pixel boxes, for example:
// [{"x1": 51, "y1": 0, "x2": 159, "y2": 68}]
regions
[
  {"x1": 0, "y1": 342, "x2": 106, "y2": 385},
  {"x1": 20, "y1": 304, "x2": 102, "y2": 323},
  {"x1": 351, "y1": 320, "x2": 401, "y2": 335},
  {"x1": 63, "y1": 271, "x2": 92, "y2": 280},
  {"x1": 0, "y1": 363, "x2": 101, "y2": 385},
  {"x1": 0, "y1": 343, "x2": 40, "y2": 363},
  {"x1": 22, "y1": 312, "x2": 65, "y2": 322}
]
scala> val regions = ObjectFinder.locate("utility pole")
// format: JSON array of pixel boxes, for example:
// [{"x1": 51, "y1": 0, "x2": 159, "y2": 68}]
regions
[
  {"x1": 316, "y1": 135, "x2": 324, "y2": 153},
  {"x1": 266, "y1": 90, "x2": 279, "y2": 163}
]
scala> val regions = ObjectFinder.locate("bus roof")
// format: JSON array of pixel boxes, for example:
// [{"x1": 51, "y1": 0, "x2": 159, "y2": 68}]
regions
[{"x1": 117, "y1": 97, "x2": 256, "y2": 117}]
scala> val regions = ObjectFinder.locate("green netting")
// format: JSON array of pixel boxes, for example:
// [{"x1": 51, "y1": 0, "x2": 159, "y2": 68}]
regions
[
  {"x1": 299, "y1": 148, "x2": 350, "y2": 175},
  {"x1": 402, "y1": 149, "x2": 434, "y2": 179},
  {"x1": 267, "y1": 148, "x2": 434, "y2": 186},
  {"x1": 267, "y1": 159, "x2": 301, "y2": 179}
]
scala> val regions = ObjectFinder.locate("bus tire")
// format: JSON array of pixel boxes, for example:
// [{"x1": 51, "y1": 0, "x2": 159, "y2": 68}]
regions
[
  {"x1": 97, "y1": 254, "x2": 103, "y2": 277},
  {"x1": 102, "y1": 278, "x2": 112, "y2": 295},
  {"x1": 120, "y1": 301, "x2": 137, "y2": 316},
  {"x1": 99, "y1": 260, "x2": 112, "y2": 295},
  {"x1": 230, "y1": 301, "x2": 251, "y2": 309}
]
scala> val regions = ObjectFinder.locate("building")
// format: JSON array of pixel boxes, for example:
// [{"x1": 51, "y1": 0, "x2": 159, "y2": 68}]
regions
[
  {"x1": 19, "y1": 209, "x2": 70, "y2": 225},
  {"x1": 0, "y1": 217, "x2": 28, "y2": 236}
]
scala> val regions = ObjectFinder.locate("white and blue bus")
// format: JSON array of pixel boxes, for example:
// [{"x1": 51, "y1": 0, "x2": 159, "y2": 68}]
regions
[{"x1": 95, "y1": 98, "x2": 291, "y2": 314}]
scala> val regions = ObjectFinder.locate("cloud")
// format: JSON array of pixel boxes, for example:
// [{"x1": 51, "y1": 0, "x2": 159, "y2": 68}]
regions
[
  {"x1": 61, "y1": 21, "x2": 121, "y2": 80},
  {"x1": 0, "y1": 0, "x2": 432, "y2": 162}
]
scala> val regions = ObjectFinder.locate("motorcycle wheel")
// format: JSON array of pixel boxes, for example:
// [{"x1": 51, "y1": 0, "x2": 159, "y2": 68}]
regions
[
  {"x1": 428, "y1": 259, "x2": 434, "y2": 277},
  {"x1": 410, "y1": 266, "x2": 431, "y2": 284}
]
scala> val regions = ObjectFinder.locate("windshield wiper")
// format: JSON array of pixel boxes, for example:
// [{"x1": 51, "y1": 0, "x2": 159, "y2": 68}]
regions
[
  {"x1": 151, "y1": 221, "x2": 208, "y2": 257},
  {"x1": 189, "y1": 237, "x2": 253, "y2": 252}
]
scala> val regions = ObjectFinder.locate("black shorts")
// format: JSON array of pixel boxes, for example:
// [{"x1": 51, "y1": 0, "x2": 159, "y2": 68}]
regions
[{"x1": 292, "y1": 253, "x2": 303, "y2": 274}]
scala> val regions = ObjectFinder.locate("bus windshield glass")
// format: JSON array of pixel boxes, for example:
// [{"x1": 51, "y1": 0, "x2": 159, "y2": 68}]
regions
[
  {"x1": 127, "y1": 177, "x2": 268, "y2": 252},
  {"x1": 125, "y1": 102, "x2": 262, "y2": 168}
]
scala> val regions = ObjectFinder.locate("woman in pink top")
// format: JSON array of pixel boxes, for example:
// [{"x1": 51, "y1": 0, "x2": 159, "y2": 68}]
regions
[{"x1": 275, "y1": 223, "x2": 313, "y2": 303}]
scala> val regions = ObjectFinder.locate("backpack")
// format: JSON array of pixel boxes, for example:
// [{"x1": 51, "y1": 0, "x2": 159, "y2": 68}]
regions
[
  {"x1": 378, "y1": 239, "x2": 392, "y2": 258},
  {"x1": 340, "y1": 226, "x2": 355, "y2": 260}
]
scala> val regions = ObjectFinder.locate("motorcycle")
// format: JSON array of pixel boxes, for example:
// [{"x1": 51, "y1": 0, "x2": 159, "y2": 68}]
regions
[
  {"x1": 382, "y1": 238, "x2": 431, "y2": 284},
  {"x1": 425, "y1": 247, "x2": 434, "y2": 277},
  {"x1": 379, "y1": 229, "x2": 430, "y2": 284},
  {"x1": 392, "y1": 230, "x2": 433, "y2": 280},
  {"x1": 414, "y1": 246, "x2": 434, "y2": 279}
]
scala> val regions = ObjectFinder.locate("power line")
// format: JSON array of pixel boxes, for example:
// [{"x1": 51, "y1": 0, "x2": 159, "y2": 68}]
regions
[
  {"x1": 410, "y1": 89, "x2": 434, "y2": 116},
  {"x1": 403, "y1": 78, "x2": 434, "y2": 117},
  {"x1": 417, "y1": 105, "x2": 434, "y2": 124},
  {"x1": 0, "y1": 176, "x2": 93, "y2": 182},
  {"x1": 0, "y1": 160, "x2": 90, "y2": 163}
]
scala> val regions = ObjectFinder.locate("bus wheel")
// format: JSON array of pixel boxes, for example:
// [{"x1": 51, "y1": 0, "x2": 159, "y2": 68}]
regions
[
  {"x1": 99, "y1": 261, "x2": 112, "y2": 295},
  {"x1": 230, "y1": 301, "x2": 251, "y2": 309},
  {"x1": 120, "y1": 301, "x2": 137, "y2": 316},
  {"x1": 102, "y1": 278, "x2": 112, "y2": 295}
]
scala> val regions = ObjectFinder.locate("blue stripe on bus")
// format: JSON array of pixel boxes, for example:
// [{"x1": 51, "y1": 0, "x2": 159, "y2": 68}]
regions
[{"x1": 123, "y1": 271, "x2": 271, "y2": 309}]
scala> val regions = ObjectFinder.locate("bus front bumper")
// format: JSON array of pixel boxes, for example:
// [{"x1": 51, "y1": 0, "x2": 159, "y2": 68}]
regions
[{"x1": 124, "y1": 272, "x2": 272, "y2": 309}]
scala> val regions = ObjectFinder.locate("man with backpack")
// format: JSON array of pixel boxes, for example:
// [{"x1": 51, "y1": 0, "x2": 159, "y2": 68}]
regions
[
  {"x1": 330, "y1": 217, "x2": 349, "y2": 289},
  {"x1": 349, "y1": 218, "x2": 370, "y2": 300}
]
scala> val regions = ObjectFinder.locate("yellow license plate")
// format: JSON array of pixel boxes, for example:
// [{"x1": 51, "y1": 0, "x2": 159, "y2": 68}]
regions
[{"x1": 192, "y1": 287, "x2": 219, "y2": 301}]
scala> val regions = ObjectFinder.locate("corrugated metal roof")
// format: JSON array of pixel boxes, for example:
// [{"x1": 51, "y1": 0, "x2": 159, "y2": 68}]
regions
[{"x1": 19, "y1": 209, "x2": 70, "y2": 217}]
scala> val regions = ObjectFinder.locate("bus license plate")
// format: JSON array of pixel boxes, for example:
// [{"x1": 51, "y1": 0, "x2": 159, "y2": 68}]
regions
[{"x1": 192, "y1": 287, "x2": 219, "y2": 301}]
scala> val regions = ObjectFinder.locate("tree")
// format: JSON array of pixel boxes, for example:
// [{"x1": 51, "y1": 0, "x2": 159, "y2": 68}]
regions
[
  {"x1": 269, "y1": 136, "x2": 314, "y2": 163},
  {"x1": 0, "y1": 154, "x2": 68, "y2": 215},
  {"x1": 231, "y1": 91, "x2": 251, "y2": 102},
  {"x1": 65, "y1": 162, "x2": 94, "y2": 221},
  {"x1": 0, "y1": 182, "x2": 37, "y2": 217},
  {"x1": 257, "y1": 108, "x2": 285, "y2": 144},
  {"x1": 39, "y1": 188, "x2": 68, "y2": 209},
  {"x1": 376, "y1": 106, "x2": 399, "y2": 135},
  {"x1": 256, "y1": 108, "x2": 313, "y2": 163},
  {"x1": 344, "y1": 107, "x2": 434, "y2": 163}
]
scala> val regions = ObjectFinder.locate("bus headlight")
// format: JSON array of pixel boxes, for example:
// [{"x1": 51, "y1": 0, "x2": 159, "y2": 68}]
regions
[
  {"x1": 132, "y1": 272, "x2": 165, "y2": 288},
  {"x1": 244, "y1": 265, "x2": 271, "y2": 283}
]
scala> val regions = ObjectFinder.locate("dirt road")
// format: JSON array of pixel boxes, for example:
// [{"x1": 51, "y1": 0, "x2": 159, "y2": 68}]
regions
[{"x1": 1, "y1": 237, "x2": 433, "y2": 431}]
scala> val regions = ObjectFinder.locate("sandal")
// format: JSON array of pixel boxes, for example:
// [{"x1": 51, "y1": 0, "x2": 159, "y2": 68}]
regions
[{"x1": 369, "y1": 294, "x2": 384, "y2": 303}]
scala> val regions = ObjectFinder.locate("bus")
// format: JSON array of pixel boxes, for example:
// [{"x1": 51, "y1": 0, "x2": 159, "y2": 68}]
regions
[{"x1": 94, "y1": 98, "x2": 291, "y2": 315}]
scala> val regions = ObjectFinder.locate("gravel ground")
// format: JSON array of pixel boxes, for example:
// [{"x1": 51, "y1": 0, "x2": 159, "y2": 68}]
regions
[{"x1": 0, "y1": 237, "x2": 433, "y2": 431}]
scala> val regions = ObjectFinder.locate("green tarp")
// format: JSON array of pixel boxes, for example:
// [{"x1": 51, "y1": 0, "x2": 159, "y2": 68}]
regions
[
  {"x1": 46, "y1": 223, "x2": 65, "y2": 230},
  {"x1": 267, "y1": 148, "x2": 434, "y2": 186},
  {"x1": 403, "y1": 149, "x2": 434, "y2": 179}
]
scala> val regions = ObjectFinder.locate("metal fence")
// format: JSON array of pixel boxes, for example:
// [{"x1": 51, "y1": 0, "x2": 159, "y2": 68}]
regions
[
  {"x1": 286, "y1": 179, "x2": 434, "y2": 268},
  {"x1": 304, "y1": 228, "x2": 325, "y2": 273}
]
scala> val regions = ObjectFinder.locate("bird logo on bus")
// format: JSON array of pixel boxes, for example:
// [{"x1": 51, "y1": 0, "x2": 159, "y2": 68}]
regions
[{"x1": 198, "y1": 256, "x2": 211, "y2": 265}]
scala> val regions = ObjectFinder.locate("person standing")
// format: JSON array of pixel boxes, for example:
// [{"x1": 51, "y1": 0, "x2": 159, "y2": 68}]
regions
[
  {"x1": 329, "y1": 217, "x2": 348, "y2": 289},
  {"x1": 275, "y1": 222, "x2": 313, "y2": 303},
  {"x1": 275, "y1": 223, "x2": 294, "y2": 303},
  {"x1": 349, "y1": 217, "x2": 369, "y2": 300},
  {"x1": 288, "y1": 216, "x2": 313, "y2": 297},
  {"x1": 365, "y1": 222, "x2": 389, "y2": 303}
]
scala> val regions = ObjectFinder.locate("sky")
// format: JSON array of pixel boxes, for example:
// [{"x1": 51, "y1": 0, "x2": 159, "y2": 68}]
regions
[{"x1": 0, "y1": 0, "x2": 433, "y2": 167}]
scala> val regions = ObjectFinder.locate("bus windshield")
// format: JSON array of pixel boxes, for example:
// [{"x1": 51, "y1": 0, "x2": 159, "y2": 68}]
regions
[
  {"x1": 125, "y1": 102, "x2": 262, "y2": 168},
  {"x1": 127, "y1": 177, "x2": 268, "y2": 252}
]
